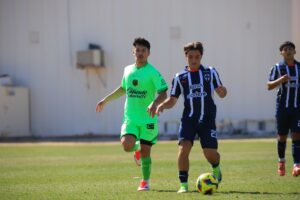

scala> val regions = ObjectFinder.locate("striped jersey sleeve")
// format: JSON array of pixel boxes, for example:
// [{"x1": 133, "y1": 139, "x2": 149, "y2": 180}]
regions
[
  {"x1": 170, "y1": 74, "x2": 182, "y2": 98},
  {"x1": 269, "y1": 64, "x2": 279, "y2": 81},
  {"x1": 210, "y1": 67, "x2": 223, "y2": 89}
]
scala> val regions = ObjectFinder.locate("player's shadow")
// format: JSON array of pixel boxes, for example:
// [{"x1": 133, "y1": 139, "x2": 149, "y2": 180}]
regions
[
  {"x1": 153, "y1": 189, "x2": 300, "y2": 195},
  {"x1": 152, "y1": 189, "x2": 178, "y2": 193},
  {"x1": 152, "y1": 189, "x2": 215, "y2": 193},
  {"x1": 219, "y1": 191, "x2": 300, "y2": 195}
]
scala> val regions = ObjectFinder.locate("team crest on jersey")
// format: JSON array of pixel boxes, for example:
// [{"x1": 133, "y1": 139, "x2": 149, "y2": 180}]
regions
[
  {"x1": 132, "y1": 79, "x2": 138, "y2": 86},
  {"x1": 204, "y1": 73, "x2": 210, "y2": 82}
]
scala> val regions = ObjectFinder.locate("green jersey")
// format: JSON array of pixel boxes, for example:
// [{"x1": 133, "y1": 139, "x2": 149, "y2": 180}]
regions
[{"x1": 121, "y1": 63, "x2": 168, "y2": 123}]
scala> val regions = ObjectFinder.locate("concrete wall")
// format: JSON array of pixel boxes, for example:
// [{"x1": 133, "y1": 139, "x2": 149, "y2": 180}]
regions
[{"x1": 0, "y1": 0, "x2": 298, "y2": 136}]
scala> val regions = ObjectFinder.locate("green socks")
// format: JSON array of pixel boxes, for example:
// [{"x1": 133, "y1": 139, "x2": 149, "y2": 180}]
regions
[
  {"x1": 141, "y1": 157, "x2": 152, "y2": 180},
  {"x1": 212, "y1": 165, "x2": 222, "y2": 183}
]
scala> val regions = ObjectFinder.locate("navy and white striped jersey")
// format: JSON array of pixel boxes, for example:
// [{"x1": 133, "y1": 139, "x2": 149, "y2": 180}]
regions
[
  {"x1": 269, "y1": 60, "x2": 300, "y2": 108},
  {"x1": 170, "y1": 65, "x2": 223, "y2": 121}
]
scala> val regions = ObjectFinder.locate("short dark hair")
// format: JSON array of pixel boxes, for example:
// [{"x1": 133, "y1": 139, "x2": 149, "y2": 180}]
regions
[
  {"x1": 279, "y1": 41, "x2": 296, "y2": 51},
  {"x1": 184, "y1": 41, "x2": 204, "y2": 55},
  {"x1": 133, "y1": 37, "x2": 151, "y2": 49}
]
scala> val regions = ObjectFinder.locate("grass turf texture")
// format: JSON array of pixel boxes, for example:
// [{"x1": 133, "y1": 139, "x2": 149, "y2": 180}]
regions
[{"x1": 0, "y1": 139, "x2": 299, "y2": 200}]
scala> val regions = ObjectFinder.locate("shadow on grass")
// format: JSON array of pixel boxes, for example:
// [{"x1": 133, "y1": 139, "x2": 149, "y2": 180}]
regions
[
  {"x1": 219, "y1": 191, "x2": 300, "y2": 195},
  {"x1": 152, "y1": 189, "x2": 178, "y2": 193},
  {"x1": 153, "y1": 189, "x2": 300, "y2": 196},
  {"x1": 152, "y1": 189, "x2": 203, "y2": 193}
]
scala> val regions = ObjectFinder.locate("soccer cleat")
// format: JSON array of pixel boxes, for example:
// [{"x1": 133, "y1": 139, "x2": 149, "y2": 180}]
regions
[
  {"x1": 278, "y1": 161, "x2": 285, "y2": 176},
  {"x1": 213, "y1": 167, "x2": 222, "y2": 183},
  {"x1": 292, "y1": 164, "x2": 300, "y2": 177},
  {"x1": 134, "y1": 150, "x2": 141, "y2": 166},
  {"x1": 177, "y1": 183, "x2": 188, "y2": 193},
  {"x1": 137, "y1": 180, "x2": 150, "y2": 191}
]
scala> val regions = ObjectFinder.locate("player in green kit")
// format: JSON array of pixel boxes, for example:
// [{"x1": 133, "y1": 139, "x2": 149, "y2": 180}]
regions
[{"x1": 96, "y1": 37, "x2": 168, "y2": 191}]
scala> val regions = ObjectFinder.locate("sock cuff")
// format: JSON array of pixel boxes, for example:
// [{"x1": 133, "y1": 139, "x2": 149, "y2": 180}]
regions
[
  {"x1": 179, "y1": 171, "x2": 188, "y2": 175},
  {"x1": 212, "y1": 163, "x2": 220, "y2": 168}
]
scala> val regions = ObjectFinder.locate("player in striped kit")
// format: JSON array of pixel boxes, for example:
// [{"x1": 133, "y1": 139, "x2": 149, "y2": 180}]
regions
[
  {"x1": 268, "y1": 41, "x2": 300, "y2": 177},
  {"x1": 156, "y1": 41, "x2": 227, "y2": 193}
]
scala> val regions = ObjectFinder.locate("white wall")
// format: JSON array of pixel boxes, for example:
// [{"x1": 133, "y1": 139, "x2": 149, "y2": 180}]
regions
[{"x1": 0, "y1": 0, "x2": 297, "y2": 136}]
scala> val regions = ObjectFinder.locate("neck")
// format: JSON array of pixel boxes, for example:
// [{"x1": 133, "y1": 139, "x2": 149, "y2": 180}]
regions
[
  {"x1": 188, "y1": 66, "x2": 200, "y2": 72},
  {"x1": 136, "y1": 61, "x2": 147, "y2": 68},
  {"x1": 285, "y1": 59, "x2": 295, "y2": 66}
]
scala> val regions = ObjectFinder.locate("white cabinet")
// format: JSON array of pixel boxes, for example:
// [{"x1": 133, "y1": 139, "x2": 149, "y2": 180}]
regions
[{"x1": 0, "y1": 86, "x2": 30, "y2": 137}]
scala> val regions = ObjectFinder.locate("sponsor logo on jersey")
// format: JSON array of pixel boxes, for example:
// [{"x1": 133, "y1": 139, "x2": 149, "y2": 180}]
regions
[
  {"x1": 285, "y1": 82, "x2": 300, "y2": 88},
  {"x1": 187, "y1": 91, "x2": 207, "y2": 99},
  {"x1": 127, "y1": 87, "x2": 147, "y2": 98},
  {"x1": 189, "y1": 83, "x2": 203, "y2": 90},
  {"x1": 289, "y1": 76, "x2": 298, "y2": 81}
]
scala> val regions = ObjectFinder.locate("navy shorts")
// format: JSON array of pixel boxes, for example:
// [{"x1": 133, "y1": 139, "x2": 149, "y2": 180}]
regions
[
  {"x1": 276, "y1": 106, "x2": 300, "y2": 135},
  {"x1": 178, "y1": 116, "x2": 218, "y2": 149}
]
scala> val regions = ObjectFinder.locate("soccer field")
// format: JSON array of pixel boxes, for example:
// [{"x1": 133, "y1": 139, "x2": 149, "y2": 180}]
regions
[{"x1": 0, "y1": 139, "x2": 299, "y2": 200}]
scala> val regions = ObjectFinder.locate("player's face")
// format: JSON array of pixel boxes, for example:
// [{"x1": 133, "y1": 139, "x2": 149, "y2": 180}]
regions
[
  {"x1": 186, "y1": 50, "x2": 202, "y2": 69},
  {"x1": 133, "y1": 45, "x2": 150, "y2": 66},
  {"x1": 281, "y1": 46, "x2": 296, "y2": 61}
]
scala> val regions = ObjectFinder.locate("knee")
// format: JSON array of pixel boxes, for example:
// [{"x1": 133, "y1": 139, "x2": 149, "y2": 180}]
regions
[
  {"x1": 121, "y1": 137, "x2": 135, "y2": 152},
  {"x1": 121, "y1": 141, "x2": 134, "y2": 152},
  {"x1": 278, "y1": 134, "x2": 288, "y2": 141},
  {"x1": 178, "y1": 141, "x2": 192, "y2": 157}
]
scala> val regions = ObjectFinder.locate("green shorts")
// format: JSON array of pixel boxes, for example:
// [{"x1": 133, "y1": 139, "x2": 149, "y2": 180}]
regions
[{"x1": 120, "y1": 121, "x2": 158, "y2": 144}]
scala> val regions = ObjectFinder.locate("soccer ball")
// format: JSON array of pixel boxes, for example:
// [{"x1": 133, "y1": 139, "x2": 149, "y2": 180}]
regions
[{"x1": 196, "y1": 172, "x2": 218, "y2": 194}]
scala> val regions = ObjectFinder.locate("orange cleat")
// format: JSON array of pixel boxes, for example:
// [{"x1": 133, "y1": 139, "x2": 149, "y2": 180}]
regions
[
  {"x1": 278, "y1": 161, "x2": 285, "y2": 176},
  {"x1": 137, "y1": 180, "x2": 149, "y2": 191},
  {"x1": 292, "y1": 164, "x2": 300, "y2": 177}
]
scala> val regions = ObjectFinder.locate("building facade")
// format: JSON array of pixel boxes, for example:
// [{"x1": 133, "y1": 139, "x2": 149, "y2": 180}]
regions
[{"x1": 0, "y1": 0, "x2": 299, "y2": 136}]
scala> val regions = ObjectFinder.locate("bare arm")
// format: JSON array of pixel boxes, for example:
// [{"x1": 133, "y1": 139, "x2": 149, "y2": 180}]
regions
[
  {"x1": 155, "y1": 96, "x2": 178, "y2": 116},
  {"x1": 267, "y1": 74, "x2": 289, "y2": 90},
  {"x1": 95, "y1": 86, "x2": 125, "y2": 112},
  {"x1": 215, "y1": 86, "x2": 227, "y2": 98},
  {"x1": 147, "y1": 89, "x2": 168, "y2": 118}
]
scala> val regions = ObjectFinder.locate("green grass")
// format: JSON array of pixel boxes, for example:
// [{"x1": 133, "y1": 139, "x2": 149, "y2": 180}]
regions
[{"x1": 0, "y1": 139, "x2": 299, "y2": 200}]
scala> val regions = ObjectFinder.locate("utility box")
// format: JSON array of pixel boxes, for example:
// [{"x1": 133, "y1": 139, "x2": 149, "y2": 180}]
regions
[
  {"x1": 76, "y1": 49, "x2": 104, "y2": 68},
  {"x1": 0, "y1": 86, "x2": 30, "y2": 137}
]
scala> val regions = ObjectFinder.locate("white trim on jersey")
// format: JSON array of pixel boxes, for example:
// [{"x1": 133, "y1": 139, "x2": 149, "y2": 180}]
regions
[
  {"x1": 270, "y1": 67, "x2": 276, "y2": 81},
  {"x1": 199, "y1": 70, "x2": 204, "y2": 121},
  {"x1": 171, "y1": 76, "x2": 178, "y2": 96},
  {"x1": 276, "y1": 64, "x2": 283, "y2": 93},
  {"x1": 285, "y1": 65, "x2": 291, "y2": 108},
  {"x1": 209, "y1": 67, "x2": 214, "y2": 100},
  {"x1": 294, "y1": 64, "x2": 299, "y2": 108},
  {"x1": 212, "y1": 68, "x2": 222, "y2": 86},
  {"x1": 188, "y1": 72, "x2": 194, "y2": 117},
  {"x1": 172, "y1": 71, "x2": 186, "y2": 96},
  {"x1": 177, "y1": 76, "x2": 184, "y2": 94}
]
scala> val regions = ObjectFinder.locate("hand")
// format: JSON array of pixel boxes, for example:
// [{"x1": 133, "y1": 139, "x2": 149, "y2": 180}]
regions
[
  {"x1": 155, "y1": 104, "x2": 165, "y2": 116},
  {"x1": 215, "y1": 86, "x2": 227, "y2": 98},
  {"x1": 147, "y1": 102, "x2": 157, "y2": 118},
  {"x1": 95, "y1": 99, "x2": 106, "y2": 112},
  {"x1": 280, "y1": 74, "x2": 290, "y2": 83}
]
